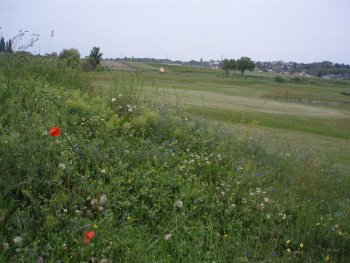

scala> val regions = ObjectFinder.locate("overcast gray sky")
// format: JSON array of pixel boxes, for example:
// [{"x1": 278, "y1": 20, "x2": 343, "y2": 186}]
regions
[{"x1": 1, "y1": 0, "x2": 349, "y2": 63}]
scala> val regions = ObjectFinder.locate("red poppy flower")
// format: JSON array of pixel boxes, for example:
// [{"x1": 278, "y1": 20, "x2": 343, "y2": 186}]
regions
[
  {"x1": 84, "y1": 231, "x2": 95, "y2": 243},
  {"x1": 50, "y1": 127, "x2": 61, "y2": 136}
]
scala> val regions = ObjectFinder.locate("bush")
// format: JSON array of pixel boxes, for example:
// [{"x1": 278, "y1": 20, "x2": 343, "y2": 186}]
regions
[
  {"x1": 275, "y1": 76, "x2": 285, "y2": 83},
  {"x1": 290, "y1": 77, "x2": 302, "y2": 83},
  {"x1": 58, "y1": 48, "x2": 81, "y2": 69}
]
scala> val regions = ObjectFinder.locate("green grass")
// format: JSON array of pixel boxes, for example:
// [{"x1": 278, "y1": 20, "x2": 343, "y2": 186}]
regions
[
  {"x1": 1, "y1": 56, "x2": 350, "y2": 262},
  {"x1": 130, "y1": 64, "x2": 350, "y2": 160}
]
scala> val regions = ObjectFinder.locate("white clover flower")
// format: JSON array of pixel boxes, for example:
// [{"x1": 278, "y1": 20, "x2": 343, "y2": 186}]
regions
[
  {"x1": 264, "y1": 198, "x2": 270, "y2": 202},
  {"x1": 86, "y1": 195, "x2": 91, "y2": 201},
  {"x1": 58, "y1": 163, "x2": 66, "y2": 170},
  {"x1": 63, "y1": 209, "x2": 68, "y2": 213},
  {"x1": 75, "y1": 210, "x2": 80, "y2": 214},
  {"x1": 126, "y1": 104, "x2": 131, "y2": 108},
  {"x1": 118, "y1": 94, "x2": 122, "y2": 98},
  {"x1": 175, "y1": 200, "x2": 183, "y2": 208},
  {"x1": 128, "y1": 108, "x2": 133, "y2": 112},
  {"x1": 98, "y1": 206, "x2": 104, "y2": 211},
  {"x1": 111, "y1": 98, "x2": 117, "y2": 102},
  {"x1": 100, "y1": 195, "x2": 107, "y2": 204},
  {"x1": 231, "y1": 204, "x2": 237, "y2": 208},
  {"x1": 3, "y1": 243, "x2": 9, "y2": 250},
  {"x1": 164, "y1": 234, "x2": 173, "y2": 240},
  {"x1": 101, "y1": 169, "x2": 106, "y2": 173},
  {"x1": 91, "y1": 199, "x2": 98, "y2": 205},
  {"x1": 13, "y1": 236, "x2": 23, "y2": 243}
]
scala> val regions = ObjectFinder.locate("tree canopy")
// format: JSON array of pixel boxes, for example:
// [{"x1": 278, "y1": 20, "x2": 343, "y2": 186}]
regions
[
  {"x1": 221, "y1": 59, "x2": 231, "y2": 77},
  {"x1": 88, "y1": 47, "x2": 103, "y2": 70},
  {"x1": 237, "y1": 56, "x2": 255, "y2": 76},
  {"x1": 221, "y1": 59, "x2": 236, "y2": 77}
]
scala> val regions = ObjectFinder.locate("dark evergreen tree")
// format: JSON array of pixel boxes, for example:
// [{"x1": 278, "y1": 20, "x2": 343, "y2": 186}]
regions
[
  {"x1": 0, "y1": 37, "x2": 5, "y2": 52},
  {"x1": 5, "y1": 39, "x2": 13, "y2": 53}
]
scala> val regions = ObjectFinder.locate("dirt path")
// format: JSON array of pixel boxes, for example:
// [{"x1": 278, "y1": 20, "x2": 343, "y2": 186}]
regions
[{"x1": 101, "y1": 61, "x2": 135, "y2": 70}]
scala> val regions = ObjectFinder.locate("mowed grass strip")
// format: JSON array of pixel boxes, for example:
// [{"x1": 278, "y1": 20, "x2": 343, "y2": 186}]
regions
[{"x1": 145, "y1": 87, "x2": 347, "y2": 118}]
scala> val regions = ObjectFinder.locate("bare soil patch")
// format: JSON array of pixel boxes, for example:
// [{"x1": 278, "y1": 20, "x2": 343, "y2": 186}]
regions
[{"x1": 101, "y1": 61, "x2": 135, "y2": 70}]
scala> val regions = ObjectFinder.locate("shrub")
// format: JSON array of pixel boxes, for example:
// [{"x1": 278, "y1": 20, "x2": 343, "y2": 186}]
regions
[{"x1": 275, "y1": 76, "x2": 285, "y2": 83}]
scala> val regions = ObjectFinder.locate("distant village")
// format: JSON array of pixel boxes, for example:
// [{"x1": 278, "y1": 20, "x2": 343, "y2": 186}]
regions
[{"x1": 208, "y1": 60, "x2": 350, "y2": 80}]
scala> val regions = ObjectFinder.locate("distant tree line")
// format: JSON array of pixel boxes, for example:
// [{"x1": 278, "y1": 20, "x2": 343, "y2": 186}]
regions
[
  {"x1": 58, "y1": 47, "x2": 103, "y2": 71},
  {"x1": 0, "y1": 37, "x2": 13, "y2": 53},
  {"x1": 108, "y1": 57, "x2": 183, "y2": 65},
  {"x1": 300, "y1": 61, "x2": 350, "y2": 77}
]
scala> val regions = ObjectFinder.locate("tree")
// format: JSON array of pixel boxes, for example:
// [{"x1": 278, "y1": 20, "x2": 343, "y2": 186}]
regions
[
  {"x1": 58, "y1": 48, "x2": 81, "y2": 69},
  {"x1": 0, "y1": 37, "x2": 13, "y2": 53},
  {"x1": 0, "y1": 37, "x2": 5, "y2": 52},
  {"x1": 221, "y1": 59, "x2": 231, "y2": 77},
  {"x1": 88, "y1": 47, "x2": 103, "y2": 70},
  {"x1": 5, "y1": 39, "x2": 13, "y2": 53},
  {"x1": 236, "y1": 56, "x2": 255, "y2": 76},
  {"x1": 229, "y1": 59, "x2": 236, "y2": 71}
]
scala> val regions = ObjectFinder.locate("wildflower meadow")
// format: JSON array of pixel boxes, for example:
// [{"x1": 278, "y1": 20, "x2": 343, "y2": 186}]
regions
[{"x1": 0, "y1": 53, "x2": 349, "y2": 262}]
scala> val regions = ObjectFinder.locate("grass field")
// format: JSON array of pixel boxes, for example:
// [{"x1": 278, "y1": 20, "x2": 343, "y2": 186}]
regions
[
  {"x1": 1, "y1": 55, "x2": 350, "y2": 262},
  {"x1": 94, "y1": 61, "x2": 350, "y2": 166},
  {"x1": 120, "y1": 63, "x2": 350, "y2": 163}
]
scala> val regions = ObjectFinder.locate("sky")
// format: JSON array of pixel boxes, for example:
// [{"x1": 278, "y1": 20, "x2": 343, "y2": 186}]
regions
[{"x1": 1, "y1": 0, "x2": 350, "y2": 64}]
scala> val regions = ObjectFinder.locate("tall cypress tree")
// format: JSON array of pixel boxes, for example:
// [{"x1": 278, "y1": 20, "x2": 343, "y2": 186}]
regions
[
  {"x1": 5, "y1": 39, "x2": 13, "y2": 53},
  {"x1": 0, "y1": 37, "x2": 5, "y2": 52}
]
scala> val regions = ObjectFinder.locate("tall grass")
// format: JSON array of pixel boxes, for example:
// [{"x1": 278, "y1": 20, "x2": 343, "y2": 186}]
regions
[
  {"x1": 0, "y1": 53, "x2": 92, "y2": 91},
  {"x1": 0, "y1": 55, "x2": 350, "y2": 262}
]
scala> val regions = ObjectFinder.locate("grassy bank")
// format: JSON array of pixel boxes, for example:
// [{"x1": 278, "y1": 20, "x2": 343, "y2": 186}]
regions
[{"x1": 0, "y1": 55, "x2": 350, "y2": 262}]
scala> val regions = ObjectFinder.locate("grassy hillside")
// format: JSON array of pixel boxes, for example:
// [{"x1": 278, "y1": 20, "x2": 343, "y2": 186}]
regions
[{"x1": 1, "y1": 55, "x2": 350, "y2": 262}]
